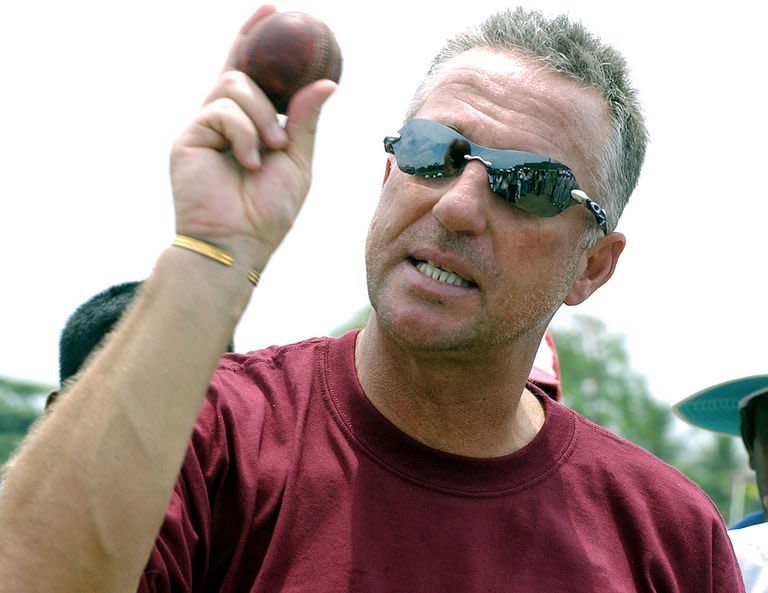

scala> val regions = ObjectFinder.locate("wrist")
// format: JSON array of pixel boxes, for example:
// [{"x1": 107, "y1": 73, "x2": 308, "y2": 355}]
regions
[
  {"x1": 155, "y1": 243, "x2": 258, "y2": 327},
  {"x1": 172, "y1": 234, "x2": 261, "y2": 287}
]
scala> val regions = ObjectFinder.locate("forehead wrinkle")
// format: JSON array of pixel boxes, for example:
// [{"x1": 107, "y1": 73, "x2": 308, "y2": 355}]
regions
[{"x1": 531, "y1": 76, "x2": 608, "y2": 178}]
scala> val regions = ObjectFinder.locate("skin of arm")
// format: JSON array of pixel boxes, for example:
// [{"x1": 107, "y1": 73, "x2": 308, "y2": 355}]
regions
[{"x1": 0, "y1": 5, "x2": 337, "y2": 592}]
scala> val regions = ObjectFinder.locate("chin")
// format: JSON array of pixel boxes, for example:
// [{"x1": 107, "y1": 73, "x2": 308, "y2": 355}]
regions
[{"x1": 371, "y1": 303, "x2": 494, "y2": 354}]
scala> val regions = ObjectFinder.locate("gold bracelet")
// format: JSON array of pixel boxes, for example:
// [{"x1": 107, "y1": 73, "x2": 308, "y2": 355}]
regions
[{"x1": 172, "y1": 234, "x2": 260, "y2": 286}]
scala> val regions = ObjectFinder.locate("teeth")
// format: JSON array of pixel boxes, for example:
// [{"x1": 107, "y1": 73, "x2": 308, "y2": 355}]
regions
[{"x1": 415, "y1": 260, "x2": 472, "y2": 287}]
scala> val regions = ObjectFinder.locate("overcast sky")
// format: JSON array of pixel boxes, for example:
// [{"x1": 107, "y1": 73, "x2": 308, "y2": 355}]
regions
[{"x1": 1, "y1": 0, "x2": 766, "y2": 409}]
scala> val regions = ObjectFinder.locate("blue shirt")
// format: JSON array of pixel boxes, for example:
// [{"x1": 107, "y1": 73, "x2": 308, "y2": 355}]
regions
[{"x1": 731, "y1": 510, "x2": 766, "y2": 530}]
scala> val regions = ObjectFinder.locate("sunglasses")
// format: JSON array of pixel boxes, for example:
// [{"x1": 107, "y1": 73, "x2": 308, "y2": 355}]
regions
[{"x1": 384, "y1": 118, "x2": 608, "y2": 234}]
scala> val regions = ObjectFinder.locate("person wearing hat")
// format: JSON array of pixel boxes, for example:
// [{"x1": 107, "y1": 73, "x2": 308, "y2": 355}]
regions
[
  {"x1": 674, "y1": 376, "x2": 768, "y2": 592},
  {"x1": 673, "y1": 375, "x2": 768, "y2": 528}
]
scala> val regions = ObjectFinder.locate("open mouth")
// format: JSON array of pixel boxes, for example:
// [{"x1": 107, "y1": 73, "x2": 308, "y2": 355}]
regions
[{"x1": 410, "y1": 258, "x2": 476, "y2": 288}]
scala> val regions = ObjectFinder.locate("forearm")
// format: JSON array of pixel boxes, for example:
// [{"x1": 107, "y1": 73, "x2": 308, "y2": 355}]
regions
[{"x1": 0, "y1": 246, "x2": 254, "y2": 593}]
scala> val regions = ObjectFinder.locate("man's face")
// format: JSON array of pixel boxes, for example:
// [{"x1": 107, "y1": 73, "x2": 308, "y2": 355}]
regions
[
  {"x1": 365, "y1": 49, "x2": 616, "y2": 355},
  {"x1": 747, "y1": 396, "x2": 768, "y2": 515}
]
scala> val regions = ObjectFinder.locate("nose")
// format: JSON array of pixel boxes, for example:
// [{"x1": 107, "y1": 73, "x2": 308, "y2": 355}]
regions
[{"x1": 431, "y1": 160, "x2": 490, "y2": 235}]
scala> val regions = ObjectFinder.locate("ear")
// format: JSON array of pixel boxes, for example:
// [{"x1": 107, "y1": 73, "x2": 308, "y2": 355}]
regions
[
  {"x1": 564, "y1": 232, "x2": 626, "y2": 306},
  {"x1": 45, "y1": 389, "x2": 60, "y2": 411},
  {"x1": 382, "y1": 157, "x2": 393, "y2": 187}
]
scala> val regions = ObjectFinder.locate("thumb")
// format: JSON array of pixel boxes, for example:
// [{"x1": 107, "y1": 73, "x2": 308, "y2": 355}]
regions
[{"x1": 283, "y1": 80, "x2": 338, "y2": 164}]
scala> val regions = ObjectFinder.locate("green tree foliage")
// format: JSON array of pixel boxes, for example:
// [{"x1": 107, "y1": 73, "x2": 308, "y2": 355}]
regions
[
  {"x1": 553, "y1": 315, "x2": 680, "y2": 460},
  {"x1": 0, "y1": 376, "x2": 47, "y2": 465}
]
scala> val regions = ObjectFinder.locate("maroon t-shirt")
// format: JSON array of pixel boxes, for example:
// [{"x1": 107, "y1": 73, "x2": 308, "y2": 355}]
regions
[{"x1": 140, "y1": 331, "x2": 744, "y2": 593}]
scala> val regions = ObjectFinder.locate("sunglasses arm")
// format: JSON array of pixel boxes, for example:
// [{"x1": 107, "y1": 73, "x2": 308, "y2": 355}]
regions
[
  {"x1": 383, "y1": 134, "x2": 400, "y2": 154},
  {"x1": 571, "y1": 189, "x2": 608, "y2": 235}
]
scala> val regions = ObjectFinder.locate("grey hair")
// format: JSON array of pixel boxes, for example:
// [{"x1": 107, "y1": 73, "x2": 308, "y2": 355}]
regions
[{"x1": 406, "y1": 8, "x2": 648, "y2": 237}]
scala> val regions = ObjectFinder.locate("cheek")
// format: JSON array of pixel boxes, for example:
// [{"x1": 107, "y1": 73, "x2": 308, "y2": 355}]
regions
[
  {"x1": 496, "y1": 226, "x2": 585, "y2": 311},
  {"x1": 369, "y1": 176, "x2": 435, "y2": 241},
  {"x1": 494, "y1": 218, "x2": 581, "y2": 275},
  {"x1": 365, "y1": 190, "x2": 396, "y2": 255},
  {"x1": 364, "y1": 182, "x2": 412, "y2": 271}
]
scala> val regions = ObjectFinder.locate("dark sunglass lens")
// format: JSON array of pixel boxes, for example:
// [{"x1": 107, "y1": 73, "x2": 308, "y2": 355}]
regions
[
  {"x1": 392, "y1": 120, "x2": 469, "y2": 178},
  {"x1": 514, "y1": 192, "x2": 563, "y2": 217},
  {"x1": 491, "y1": 165, "x2": 577, "y2": 217},
  {"x1": 488, "y1": 169, "x2": 518, "y2": 201},
  {"x1": 387, "y1": 120, "x2": 591, "y2": 221}
]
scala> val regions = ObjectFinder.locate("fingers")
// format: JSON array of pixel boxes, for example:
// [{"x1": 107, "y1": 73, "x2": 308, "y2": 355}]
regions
[
  {"x1": 178, "y1": 97, "x2": 262, "y2": 169},
  {"x1": 197, "y1": 6, "x2": 338, "y2": 165},
  {"x1": 182, "y1": 71, "x2": 336, "y2": 172},
  {"x1": 204, "y1": 70, "x2": 287, "y2": 151},
  {"x1": 168, "y1": 9, "x2": 338, "y2": 267},
  {"x1": 176, "y1": 7, "x2": 338, "y2": 176},
  {"x1": 220, "y1": 5, "x2": 277, "y2": 73}
]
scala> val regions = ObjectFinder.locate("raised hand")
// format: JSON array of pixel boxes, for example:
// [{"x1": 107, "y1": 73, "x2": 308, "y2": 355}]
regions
[{"x1": 170, "y1": 5, "x2": 337, "y2": 274}]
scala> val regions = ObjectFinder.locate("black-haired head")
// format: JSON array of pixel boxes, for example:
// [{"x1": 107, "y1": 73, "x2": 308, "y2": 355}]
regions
[
  {"x1": 57, "y1": 280, "x2": 236, "y2": 388},
  {"x1": 58, "y1": 281, "x2": 143, "y2": 384}
]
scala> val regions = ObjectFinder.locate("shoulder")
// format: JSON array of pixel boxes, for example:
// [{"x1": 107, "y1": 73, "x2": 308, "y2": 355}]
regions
[
  {"x1": 188, "y1": 335, "x2": 341, "y2": 438},
  {"x1": 553, "y1": 401, "x2": 742, "y2": 583},
  {"x1": 210, "y1": 334, "x2": 340, "y2": 407},
  {"x1": 194, "y1": 331, "x2": 359, "y2": 429},
  {"x1": 181, "y1": 334, "x2": 352, "y2": 476},
  {"x1": 552, "y1": 400, "x2": 723, "y2": 515}
]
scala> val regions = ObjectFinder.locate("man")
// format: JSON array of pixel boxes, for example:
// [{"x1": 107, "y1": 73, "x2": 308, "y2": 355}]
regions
[
  {"x1": 673, "y1": 375, "x2": 768, "y2": 527},
  {"x1": 0, "y1": 5, "x2": 743, "y2": 592}
]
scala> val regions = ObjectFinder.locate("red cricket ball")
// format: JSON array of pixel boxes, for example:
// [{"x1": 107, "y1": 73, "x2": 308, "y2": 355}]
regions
[{"x1": 235, "y1": 11, "x2": 343, "y2": 114}]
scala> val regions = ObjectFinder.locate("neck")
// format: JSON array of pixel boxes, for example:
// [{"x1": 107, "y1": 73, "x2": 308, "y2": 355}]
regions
[{"x1": 355, "y1": 318, "x2": 546, "y2": 457}]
